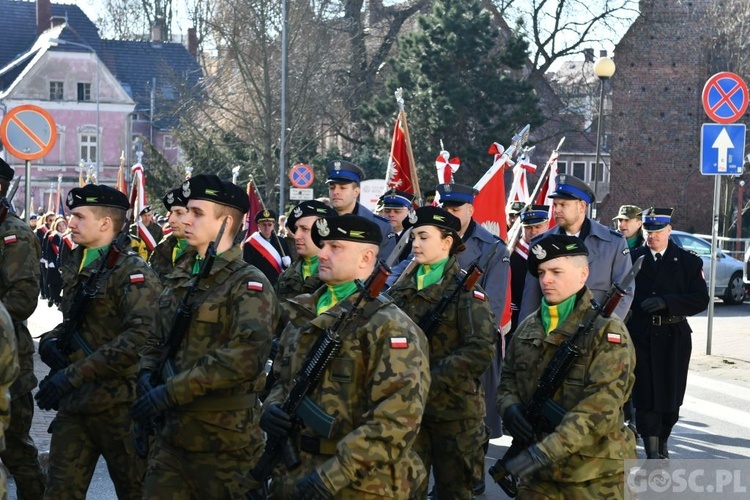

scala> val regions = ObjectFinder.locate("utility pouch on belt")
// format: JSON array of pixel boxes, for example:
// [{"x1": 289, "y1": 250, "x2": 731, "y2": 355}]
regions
[{"x1": 298, "y1": 396, "x2": 336, "y2": 439}]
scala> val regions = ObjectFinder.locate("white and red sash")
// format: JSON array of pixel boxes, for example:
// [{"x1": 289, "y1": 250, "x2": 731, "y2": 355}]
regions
[
  {"x1": 246, "y1": 232, "x2": 283, "y2": 274},
  {"x1": 514, "y1": 238, "x2": 529, "y2": 260},
  {"x1": 62, "y1": 233, "x2": 76, "y2": 251}
]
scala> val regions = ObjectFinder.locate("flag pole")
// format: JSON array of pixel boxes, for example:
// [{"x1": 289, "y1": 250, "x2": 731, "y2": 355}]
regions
[
  {"x1": 246, "y1": 175, "x2": 288, "y2": 262},
  {"x1": 395, "y1": 88, "x2": 422, "y2": 203}
]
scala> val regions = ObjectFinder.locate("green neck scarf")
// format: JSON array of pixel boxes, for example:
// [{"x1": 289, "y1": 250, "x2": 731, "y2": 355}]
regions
[
  {"x1": 192, "y1": 250, "x2": 224, "y2": 275},
  {"x1": 416, "y1": 257, "x2": 449, "y2": 291},
  {"x1": 172, "y1": 238, "x2": 188, "y2": 265},
  {"x1": 626, "y1": 235, "x2": 640, "y2": 249},
  {"x1": 79, "y1": 245, "x2": 109, "y2": 272},
  {"x1": 540, "y1": 294, "x2": 577, "y2": 335},
  {"x1": 317, "y1": 281, "x2": 358, "y2": 315},
  {"x1": 302, "y1": 255, "x2": 319, "y2": 280}
]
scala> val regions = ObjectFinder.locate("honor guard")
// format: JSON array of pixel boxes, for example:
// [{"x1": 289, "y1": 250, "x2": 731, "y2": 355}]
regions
[
  {"x1": 148, "y1": 187, "x2": 196, "y2": 282},
  {"x1": 378, "y1": 188, "x2": 416, "y2": 264},
  {"x1": 261, "y1": 215, "x2": 430, "y2": 498},
  {"x1": 325, "y1": 160, "x2": 396, "y2": 257},
  {"x1": 626, "y1": 208, "x2": 709, "y2": 459},
  {"x1": 275, "y1": 200, "x2": 335, "y2": 301},
  {"x1": 518, "y1": 174, "x2": 634, "y2": 322},
  {"x1": 0, "y1": 158, "x2": 46, "y2": 498},
  {"x1": 134, "y1": 174, "x2": 279, "y2": 498},
  {"x1": 499, "y1": 234, "x2": 636, "y2": 497},
  {"x1": 388, "y1": 206, "x2": 497, "y2": 499},
  {"x1": 36, "y1": 183, "x2": 162, "y2": 499},
  {"x1": 612, "y1": 204, "x2": 645, "y2": 249},
  {"x1": 243, "y1": 208, "x2": 291, "y2": 286}
]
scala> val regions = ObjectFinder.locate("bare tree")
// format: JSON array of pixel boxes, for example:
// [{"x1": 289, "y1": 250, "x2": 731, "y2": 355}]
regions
[{"x1": 495, "y1": 0, "x2": 638, "y2": 73}]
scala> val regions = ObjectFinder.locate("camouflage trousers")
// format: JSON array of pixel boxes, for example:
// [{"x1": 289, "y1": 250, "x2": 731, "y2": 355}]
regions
[
  {"x1": 143, "y1": 440, "x2": 263, "y2": 499},
  {"x1": 0, "y1": 392, "x2": 45, "y2": 499},
  {"x1": 414, "y1": 417, "x2": 487, "y2": 500},
  {"x1": 0, "y1": 463, "x2": 6, "y2": 500},
  {"x1": 45, "y1": 404, "x2": 144, "y2": 500},
  {"x1": 518, "y1": 473, "x2": 625, "y2": 499}
]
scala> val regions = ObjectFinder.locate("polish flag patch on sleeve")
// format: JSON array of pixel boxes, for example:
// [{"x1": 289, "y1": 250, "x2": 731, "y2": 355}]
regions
[
  {"x1": 607, "y1": 332, "x2": 622, "y2": 344},
  {"x1": 247, "y1": 281, "x2": 264, "y2": 292},
  {"x1": 390, "y1": 337, "x2": 408, "y2": 349},
  {"x1": 473, "y1": 290, "x2": 486, "y2": 301},
  {"x1": 3, "y1": 234, "x2": 17, "y2": 244},
  {"x1": 130, "y1": 273, "x2": 145, "y2": 284}
]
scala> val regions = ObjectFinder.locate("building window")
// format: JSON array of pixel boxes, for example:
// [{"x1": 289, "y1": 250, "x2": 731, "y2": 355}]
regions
[
  {"x1": 80, "y1": 133, "x2": 97, "y2": 163},
  {"x1": 77, "y1": 83, "x2": 92, "y2": 102},
  {"x1": 557, "y1": 161, "x2": 567, "y2": 175},
  {"x1": 164, "y1": 134, "x2": 174, "y2": 149},
  {"x1": 591, "y1": 162, "x2": 606, "y2": 182},
  {"x1": 572, "y1": 162, "x2": 586, "y2": 180},
  {"x1": 50, "y1": 81, "x2": 64, "y2": 101}
]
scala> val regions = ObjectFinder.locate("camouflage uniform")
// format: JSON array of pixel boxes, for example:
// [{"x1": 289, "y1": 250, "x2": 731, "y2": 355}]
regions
[
  {"x1": 0, "y1": 301, "x2": 20, "y2": 500},
  {"x1": 388, "y1": 256, "x2": 497, "y2": 499},
  {"x1": 139, "y1": 244, "x2": 279, "y2": 498},
  {"x1": 147, "y1": 234, "x2": 195, "y2": 283},
  {"x1": 274, "y1": 257, "x2": 323, "y2": 302},
  {"x1": 265, "y1": 287, "x2": 430, "y2": 498},
  {"x1": 0, "y1": 212, "x2": 46, "y2": 498},
  {"x1": 40, "y1": 245, "x2": 162, "y2": 499},
  {"x1": 498, "y1": 287, "x2": 636, "y2": 497}
]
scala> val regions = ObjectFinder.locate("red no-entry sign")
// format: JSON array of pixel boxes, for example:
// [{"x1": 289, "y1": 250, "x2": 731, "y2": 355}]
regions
[{"x1": 0, "y1": 105, "x2": 57, "y2": 161}]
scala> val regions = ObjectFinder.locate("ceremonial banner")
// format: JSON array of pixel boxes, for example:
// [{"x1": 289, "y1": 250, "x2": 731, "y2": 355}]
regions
[
  {"x1": 473, "y1": 144, "x2": 509, "y2": 240},
  {"x1": 243, "y1": 179, "x2": 264, "y2": 240},
  {"x1": 385, "y1": 111, "x2": 414, "y2": 194},
  {"x1": 131, "y1": 161, "x2": 157, "y2": 251}
]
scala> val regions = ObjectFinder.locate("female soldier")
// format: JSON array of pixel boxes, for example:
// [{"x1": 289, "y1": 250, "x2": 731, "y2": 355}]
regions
[{"x1": 388, "y1": 206, "x2": 497, "y2": 499}]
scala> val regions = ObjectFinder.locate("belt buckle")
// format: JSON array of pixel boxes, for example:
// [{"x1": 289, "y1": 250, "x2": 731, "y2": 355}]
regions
[{"x1": 651, "y1": 315, "x2": 662, "y2": 326}]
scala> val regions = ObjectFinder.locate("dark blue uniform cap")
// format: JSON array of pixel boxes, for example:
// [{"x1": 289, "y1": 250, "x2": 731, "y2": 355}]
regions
[
  {"x1": 379, "y1": 189, "x2": 415, "y2": 209},
  {"x1": 326, "y1": 160, "x2": 365, "y2": 184},
  {"x1": 520, "y1": 204, "x2": 550, "y2": 226},
  {"x1": 640, "y1": 207, "x2": 673, "y2": 232},
  {"x1": 436, "y1": 183, "x2": 477, "y2": 206},
  {"x1": 549, "y1": 174, "x2": 595, "y2": 204}
]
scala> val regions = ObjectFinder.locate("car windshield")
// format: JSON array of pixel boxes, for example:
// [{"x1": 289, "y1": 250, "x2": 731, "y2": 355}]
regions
[{"x1": 672, "y1": 233, "x2": 712, "y2": 258}]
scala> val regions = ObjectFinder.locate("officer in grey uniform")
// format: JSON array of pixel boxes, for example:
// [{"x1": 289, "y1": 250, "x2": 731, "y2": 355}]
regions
[{"x1": 518, "y1": 174, "x2": 633, "y2": 321}]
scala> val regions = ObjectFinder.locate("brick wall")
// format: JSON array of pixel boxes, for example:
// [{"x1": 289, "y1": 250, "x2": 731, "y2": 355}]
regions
[{"x1": 605, "y1": 0, "x2": 718, "y2": 233}]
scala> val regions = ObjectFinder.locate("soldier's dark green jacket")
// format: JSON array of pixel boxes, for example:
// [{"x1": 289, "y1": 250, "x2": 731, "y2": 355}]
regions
[
  {"x1": 388, "y1": 256, "x2": 496, "y2": 421},
  {"x1": 498, "y1": 287, "x2": 636, "y2": 485},
  {"x1": 0, "y1": 213, "x2": 41, "y2": 397},
  {"x1": 147, "y1": 234, "x2": 195, "y2": 283},
  {"x1": 0, "y1": 300, "x2": 19, "y2": 450},
  {"x1": 266, "y1": 287, "x2": 430, "y2": 497},
  {"x1": 140, "y1": 244, "x2": 279, "y2": 453},
  {"x1": 274, "y1": 256, "x2": 323, "y2": 302},
  {"x1": 41, "y1": 244, "x2": 162, "y2": 412}
]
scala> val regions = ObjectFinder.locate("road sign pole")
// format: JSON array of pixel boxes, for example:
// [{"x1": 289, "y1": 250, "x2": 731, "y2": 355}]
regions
[
  {"x1": 707, "y1": 176, "x2": 721, "y2": 355},
  {"x1": 24, "y1": 160, "x2": 31, "y2": 222}
]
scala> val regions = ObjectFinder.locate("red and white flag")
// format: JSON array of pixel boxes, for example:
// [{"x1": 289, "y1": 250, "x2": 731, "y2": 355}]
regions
[
  {"x1": 534, "y1": 152, "x2": 558, "y2": 230},
  {"x1": 131, "y1": 162, "x2": 157, "y2": 252},
  {"x1": 506, "y1": 154, "x2": 537, "y2": 206},
  {"x1": 385, "y1": 111, "x2": 415, "y2": 194},
  {"x1": 242, "y1": 180, "x2": 264, "y2": 241}
]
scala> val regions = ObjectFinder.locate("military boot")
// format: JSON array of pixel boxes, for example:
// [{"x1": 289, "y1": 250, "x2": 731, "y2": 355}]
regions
[
  {"x1": 659, "y1": 437, "x2": 669, "y2": 459},
  {"x1": 643, "y1": 436, "x2": 661, "y2": 459}
]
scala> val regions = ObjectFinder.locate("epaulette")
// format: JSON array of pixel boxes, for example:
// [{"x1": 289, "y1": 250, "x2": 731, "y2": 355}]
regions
[
  {"x1": 609, "y1": 228, "x2": 623, "y2": 237},
  {"x1": 373, "y1": 214, "x2": 390, "y2": 224}
]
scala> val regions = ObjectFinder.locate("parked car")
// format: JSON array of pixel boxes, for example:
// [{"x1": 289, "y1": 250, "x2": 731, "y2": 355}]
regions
[
  {"x1": 669, "y1": 230, "x2": 746, "y2": 305},
  {"x1": 745, "y1": 246, "x2": 750, "y2": 290}
]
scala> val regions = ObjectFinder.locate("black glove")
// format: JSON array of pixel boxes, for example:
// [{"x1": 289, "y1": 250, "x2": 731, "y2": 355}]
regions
[
  {"x1": 130, "y1": 385, "x2": 175, "y2": 422},
  {"x1": 503, "y1": 404, "x2": 533, "y2": 442},
  {"x1": 259, "y1": 404, "x2": 293, "y2": 437},
  {"x1": 504, "y1": 444, "x2": 551, "y2": 477},
  {"x1": 38, "y1": 337, "x2": 69, "y2": 371},
  {"x1": 294, "y1": 470, "x2": 334, "y2": 500},
  {"x1": 641, "y1": 297, "x2": 667, "y2": 314},
  {"x1": 35, "y1": 371, "x2": 75, "y2": 411},
  {"x1": 136, "y1": 370, "x2": 154, "y2": 398}
]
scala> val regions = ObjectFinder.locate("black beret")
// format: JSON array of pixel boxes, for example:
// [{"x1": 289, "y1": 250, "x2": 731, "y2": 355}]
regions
[
  {"x1": 162, "y1": 187, "x2": 188, "y2": 211},
  {"x1": 286, "y1": 200, "x2": 336, "y2": 233},
  {"x1": 311, "y1": 214, "x2": 382, "y2": 248},
  {"x1": 549, "y1": 174, "x2": 595, "y2": 204},
  {"x1": 528, "y1": 234, "x2": 589, "y2": 277},
  {"x1": 66, "y1": 184, "x2": 129, "y2": 210},
  {"x1": 402, "y1": 206, "x2": 461, "y2": 233},
  {"x1": 255, "y1": 209, "x2": 277, "y2": 224},
  {"x1": 326, "y1": 160, "x2": 365, "y2": 184},
  {"x1": 0, "y1": 158, "x2": 13, "y2": 181},
  {"x1": 436, "y1": 183, "x2": 477, "y2": 206},
  {"x1": 181, "y1": 174, "x2": 250, "y2": 214}
]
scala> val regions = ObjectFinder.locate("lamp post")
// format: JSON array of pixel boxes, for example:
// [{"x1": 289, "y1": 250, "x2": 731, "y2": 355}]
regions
[
  {"x1": 49, "y1": 38, "x2": 100, "y2": 183},
  {"x1": 738, "y1": 179, "x2": 745, "y2": 254},
  {"x1": 591, "y1": 55, "x2": 616, "y2": 218}
]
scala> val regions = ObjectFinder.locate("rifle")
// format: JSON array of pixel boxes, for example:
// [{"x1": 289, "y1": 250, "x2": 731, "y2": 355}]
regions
[
  {"x1": 132, "y1": 217, "x2": 227, "y2": 459},
  {"x1": 249, "y1": 228, "x2": 412, "y2": 488},
  {"x1": 506, "y1": 137, "x2": 565, "y2": 254},
  {"x1": 0, "y1": 175, "x2": 22, "y2": 225},
  {"x1": 418, "y1": 239, "x2": 501, "y2": 338},
  {"x1": 489, "y1": 255, "x2": 644, "y2": 497}
]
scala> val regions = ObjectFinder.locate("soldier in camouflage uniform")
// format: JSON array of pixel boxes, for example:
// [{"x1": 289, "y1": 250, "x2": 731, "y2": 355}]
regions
[
  {"x1": 148, "y1": 187, "x2": 195, "y2": 282},
  {"x1": 133, "y1": 174, "x2": 279, "y2": 498},
  {"x1": 387, "y1": 206, "x2": 496, "y2": 499},
  {"x1": 262, "y1": 214, "x2": 430, "y2": 499},
  {"x1": 0, "y1": 300, "x2": 20, "y2": 500},
  {"x1": 497, "y1": 234, "x2": 636, "y2": 498},
  {"x1": 0, "y1": 158, "x2": 46, "y2": 499},
  {"x1": 275, "y1": 200, "x2": 335, "y2": 302},
  {"x1": 36, "y1": 183, "x2": 162, "y2": 499}
]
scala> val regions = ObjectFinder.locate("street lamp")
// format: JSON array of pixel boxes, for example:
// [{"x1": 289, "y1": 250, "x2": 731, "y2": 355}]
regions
[
  {"x1": 591, "y1": 55, "x2": 616, "y2": 218},
  {"x1": 49, "y1": 38, "x2": 100, "y2": 183}
]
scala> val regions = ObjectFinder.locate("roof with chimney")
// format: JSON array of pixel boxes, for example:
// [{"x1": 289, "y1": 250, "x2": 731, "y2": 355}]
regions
[{"x1": 0, "y1": 0, "x2": 202, "y2": 130}]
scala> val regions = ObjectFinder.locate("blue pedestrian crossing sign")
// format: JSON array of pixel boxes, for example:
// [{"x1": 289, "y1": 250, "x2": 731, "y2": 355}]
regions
[{"x1": 700, "y1": 123, "x2": 746, "y2": 175}]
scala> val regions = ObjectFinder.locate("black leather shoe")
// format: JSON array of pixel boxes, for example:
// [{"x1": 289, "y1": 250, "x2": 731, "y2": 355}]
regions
[{"x1": 473, "y1": 479, "x2": 486, "y2": 496}]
